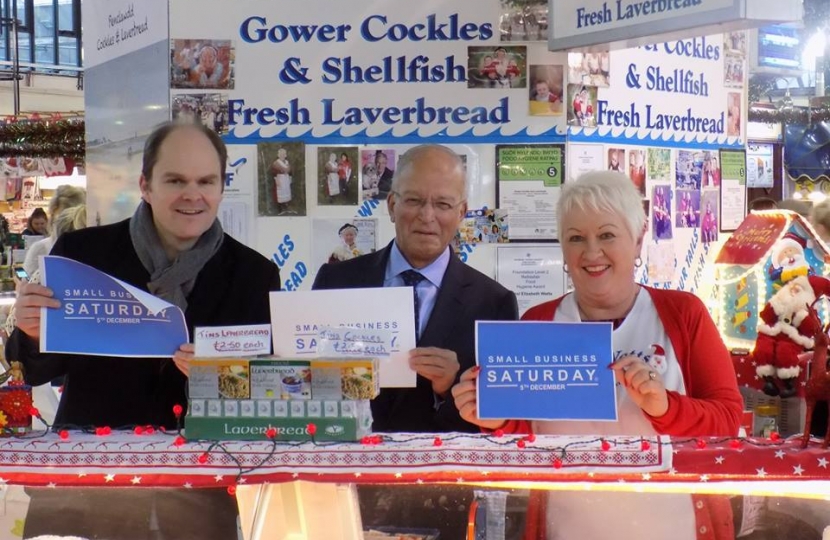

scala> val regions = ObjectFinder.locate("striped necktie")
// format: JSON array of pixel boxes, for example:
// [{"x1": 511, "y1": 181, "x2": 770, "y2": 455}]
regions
[{"x1": 400, "y1": 270, "x2": 425, "y2": 339}]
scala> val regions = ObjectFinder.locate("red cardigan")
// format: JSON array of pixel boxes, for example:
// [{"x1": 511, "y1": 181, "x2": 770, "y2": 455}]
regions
[
  {"x1": 503, "y1": 287, "x2": 742, "y2": 540},
  {"x1": 502, "y1": 286, "x2": 742, "y2": 436}
]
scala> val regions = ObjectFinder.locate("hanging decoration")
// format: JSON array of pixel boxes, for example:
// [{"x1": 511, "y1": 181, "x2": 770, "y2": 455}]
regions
[
  {"x1": 0, "y1": 118, "x2": 85, "y2": 161},
  {"x1": 748, "y1": 107, "x2": 830, "y2": 126}
]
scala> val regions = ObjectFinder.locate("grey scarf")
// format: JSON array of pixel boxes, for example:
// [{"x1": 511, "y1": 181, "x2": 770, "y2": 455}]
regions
[{"x1": 128, "y1": 200, "x2": 224, "y2": 311}]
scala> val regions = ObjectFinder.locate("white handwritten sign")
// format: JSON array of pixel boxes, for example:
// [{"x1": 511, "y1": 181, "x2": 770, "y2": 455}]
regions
[
  {"x1": 317, "y1": 325, "x2": 392, "y2": 357},
  {"x1": 270, "y1": 288, "x2": 416, "y2": 387},
  {"x1": 194, "y1": 324, "x2": 272, "y2": 357}
]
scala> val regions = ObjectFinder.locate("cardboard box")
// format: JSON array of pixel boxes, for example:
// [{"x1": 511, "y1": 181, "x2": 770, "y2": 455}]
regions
[
  {"x1": 311, "y1": 358, "x2": 379, "y2": 400},
  {"x1": 249, "y1": 359, "x2": 311, "y2": 400},
  {"x1": 190, "y1": 359, "x2": 250, "y2": 400}
]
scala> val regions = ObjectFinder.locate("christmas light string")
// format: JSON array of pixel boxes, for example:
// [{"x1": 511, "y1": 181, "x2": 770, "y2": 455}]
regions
[{"x1": 4, "y1": 402, "x2": 828, "y2": 493}]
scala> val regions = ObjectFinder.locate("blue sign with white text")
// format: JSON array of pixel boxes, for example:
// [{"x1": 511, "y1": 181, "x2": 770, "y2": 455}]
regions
[
  {"x1": 40, "y1": 256, "x2": 189, "y2": 357},
  {"x1": 475, "y1": 321, "x2": 616, "y2": 421}
]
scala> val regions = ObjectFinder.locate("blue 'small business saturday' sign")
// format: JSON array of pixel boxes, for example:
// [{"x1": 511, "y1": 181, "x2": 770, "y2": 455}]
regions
[
  {"x1": 40, "y1": 256, "x2": 189, "y2": 357},
  {"x1": 475, "y1": 321, "x2": 616, "y2": 421}
]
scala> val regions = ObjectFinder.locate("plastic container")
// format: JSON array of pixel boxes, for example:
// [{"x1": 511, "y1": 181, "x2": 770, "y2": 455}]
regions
[{"x1": 754, "y1": 404, "x2": 780, "y2": 437}]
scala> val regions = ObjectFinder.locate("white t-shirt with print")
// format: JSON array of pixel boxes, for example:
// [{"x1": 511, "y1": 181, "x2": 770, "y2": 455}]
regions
[{"x1": 533, "y1": 288, "x2": 696, "y2": 540}]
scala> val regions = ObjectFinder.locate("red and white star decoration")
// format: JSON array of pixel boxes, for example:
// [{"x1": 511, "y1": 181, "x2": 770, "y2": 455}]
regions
[{"x1": 0, "y1": 431, "x2": 824, "y2": 488}]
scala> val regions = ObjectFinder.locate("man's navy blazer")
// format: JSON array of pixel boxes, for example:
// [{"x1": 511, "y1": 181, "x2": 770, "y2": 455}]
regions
[{"x1": 312, "y1": 242, "x2": 519, "y2": 433}]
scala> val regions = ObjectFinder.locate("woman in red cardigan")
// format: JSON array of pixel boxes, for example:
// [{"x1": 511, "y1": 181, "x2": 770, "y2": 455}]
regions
[{"x1": 452, "y1": 170, "x2": 743, "y2": 540}]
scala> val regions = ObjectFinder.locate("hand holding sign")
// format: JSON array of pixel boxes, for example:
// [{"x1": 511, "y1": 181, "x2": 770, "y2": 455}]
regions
[
  {"x1": 451, "y1": 367, "x2": 507, "y2": 431},
  {"x1": 610, "y1": 356, "x2": 668, "y2": 418},
  {"x1": 173, "y1": 343, "x2": 195, "y2": 377},
  {"x1": 14, "y1": 281, "x2": 61, "y2": 340}
]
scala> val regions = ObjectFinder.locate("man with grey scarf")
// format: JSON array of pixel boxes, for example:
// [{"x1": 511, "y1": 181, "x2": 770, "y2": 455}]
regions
[{"x1": 6, "y1": 122, "x2": 281, "y2": 540}]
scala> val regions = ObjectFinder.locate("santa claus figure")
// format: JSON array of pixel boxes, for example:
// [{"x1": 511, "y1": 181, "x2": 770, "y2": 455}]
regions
[
  {"x1": 768, "y1": 232, "x2": 813, "y2": 285},
  {"x1": 754, "y1": 275, "x2": 830, "y2": 398},
  {"x1": 647, "y1": 344, "x2": 668, "y2": 375}
]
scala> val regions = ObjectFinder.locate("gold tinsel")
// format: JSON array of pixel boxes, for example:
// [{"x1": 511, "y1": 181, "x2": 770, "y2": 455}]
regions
[
  {"x1": 748, "y1": 108, "x2": 830, "y2": 126},
  {"x1": 0, "y1": 119, "x2": 85, "y2": 161}
]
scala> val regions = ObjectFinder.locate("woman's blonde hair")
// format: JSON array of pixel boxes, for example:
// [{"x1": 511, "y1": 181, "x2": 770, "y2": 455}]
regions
[
  {"x1": 558, "y1": 170, "x2": 646, "y2": 241},
  {"x1": 51, "y1": 204, "x2": 86, "y2": 239},
  {"x1": 48, "y1": 185, "x2": 85, "y2": 219}
]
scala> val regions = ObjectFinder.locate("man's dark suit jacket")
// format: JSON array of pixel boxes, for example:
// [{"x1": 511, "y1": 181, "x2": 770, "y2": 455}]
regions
[
  {"x1": 312, "y1": 242, "x2": 519, "y2": 433},
  {"x1": 6, "y1": 219, "x2": 281, "y2": 429}
]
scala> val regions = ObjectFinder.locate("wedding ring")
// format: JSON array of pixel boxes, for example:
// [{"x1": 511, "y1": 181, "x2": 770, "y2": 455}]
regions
[{"x1": 648, "y1": 371, "x2": 657, "y2": 381}]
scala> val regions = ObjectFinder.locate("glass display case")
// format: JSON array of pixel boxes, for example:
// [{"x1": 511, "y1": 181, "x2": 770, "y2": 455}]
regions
[{"x1": 2, "y1": 430, "x2": 830, "y2": 540}]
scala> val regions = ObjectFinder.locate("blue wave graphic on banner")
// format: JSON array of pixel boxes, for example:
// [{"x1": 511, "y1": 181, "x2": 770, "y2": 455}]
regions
[
  {"x1": 568, "y1": 128, "x2": 742, "y2": 150},
  {"x1": 224, "y1": 125, "x2": 567, "y2": 145}
]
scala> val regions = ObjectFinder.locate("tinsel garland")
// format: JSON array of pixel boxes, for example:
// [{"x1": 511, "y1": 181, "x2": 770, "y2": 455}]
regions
[
  {"x1": 748, "y1": 107, "x2": 830, "y2": 125},
  {"x1": 0, "y1": 120, "x2": 85, "y2": 161}
]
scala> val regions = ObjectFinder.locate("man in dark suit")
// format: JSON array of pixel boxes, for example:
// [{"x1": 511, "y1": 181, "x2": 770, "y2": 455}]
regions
[
  {"x1": 374, "y1": 150, "x2": 394, "y2": 200},
  {"x1": 313, "y1": 144, "x2": 518, "y2": 433}
]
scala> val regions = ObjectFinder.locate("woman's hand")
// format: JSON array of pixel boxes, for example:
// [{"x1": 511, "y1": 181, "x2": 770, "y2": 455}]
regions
[
  {"x1": 172, "y1": 343, "x2": 195, "y2": 377},
  {"x1": 609, "y1": 356, "x2": 669, "y2": 418},
  {"x1": 13, "y1": 281, "x2": 60, "y2": 340},
  {"x1": 451, "y1": 367, "x2": 507, "y2": 430}
]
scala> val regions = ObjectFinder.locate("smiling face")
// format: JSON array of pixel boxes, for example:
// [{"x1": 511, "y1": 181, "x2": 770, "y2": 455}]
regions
[
  {"x1": 199, "y1": 46, "x2": 217, "y2": 71},
  {"x1": 139, "y1": 126, "x2": 223, "y2": 259},
  {"x1": 376, "y1": 153, "x2": 388, "y2": 173},
  {"x1": 340, "y1": 228, "x2": 357, "y2": 246},
  {"x1": 388, "y1": 148, "x2": 467, "y2": 269},
  {"x1": 30, "y1": 217, "x2": 48, "y2": 235},
  {"x1": 561, "y1": 206, "x2": 642, "y2": 311}
]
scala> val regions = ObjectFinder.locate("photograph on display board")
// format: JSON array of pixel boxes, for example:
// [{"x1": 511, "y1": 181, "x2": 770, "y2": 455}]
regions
[
  {"x1": 467, "y1": 46, "x2": 527, "y2": 89},
  {"x1": 675, "y1": 190, "x2": 701, "y2": 228},
  {"x1": 724, "y1": 31, "x2": 747, "y2": 57},
  {"x1": 256, "y1": 142, "x2": 306, "y2": 217},
  {"x1": 567, "y1": 52, "x2": 610, "y2": 88},
  {"x1": 648, "y1": 242, "x2": 676, "y2": 283},
  {"x1": 312, "y1": 218, "x2": 377, "y2": 269},
  {"x1": 724, "y1": 55, "x2": 745, "y2": 88},
  {"x1": 701, "y1": 190, "x2": 719, "y2": 244},
  {"x1": 627, "y1": 149, "x2": 646, "y2": 196},
  {"x1": 651, "y1": 185, "x2": 673, "y2": 241},
  {"x1": 566, "y1": 84, "x2": 597, "y2": 128},
  {"x1": 171, "y1": 93, "x2": 229, "y2": 134},
  {"x1": 528, "y1": 65, "x2": 563, "y2": 116},
  {"x1": 316, "y1": 147, "x2": 359, "y2": 207},
  {"x1": 647, "y1": 148, "x2": 671, "y2": 183},
  {"x1": 727, "y1": 92, "x2": 742, "y2": 137},
  {"x1": 498, "y1": 0, "x2": 548, "y2": 42},
  {"x1": 676, "y1": 150, "x2": 703, "y2": 190},
  {"x1": 607, "y1": 148, "x2": 624, "y2": 172},
  {"x1": 702, "y1": 150, "x2": 722, "y2": 187},
  {"x1": 747, "y1": 143, "x2": 774, "y2": 188},
  {"x1": 723, "y1": 31, "x2": 746, "y2": 89},
  {"x1": 360, "y1": 149, "x2": 396, "y2": 201},
  {"x1": 171, "y1": 39, "x2": 235, "y2": 90},
  {"x1": 456, "y1": 208, "x2": 509, "y2": 246}
]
